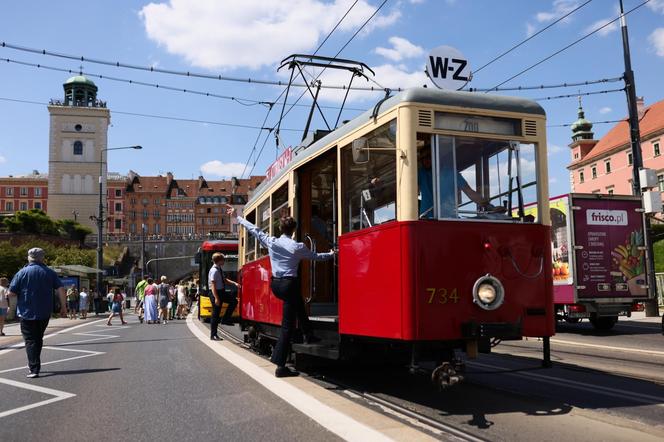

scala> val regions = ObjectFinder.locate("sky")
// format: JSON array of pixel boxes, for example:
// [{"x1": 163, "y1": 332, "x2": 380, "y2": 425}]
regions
[{"x1": 0, "y1": 0, "x2": 663, "y2": 197}]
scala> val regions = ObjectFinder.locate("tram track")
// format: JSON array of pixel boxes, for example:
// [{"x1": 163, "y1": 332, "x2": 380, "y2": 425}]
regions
[{"x1": 214, "y1": 324, "x2": 486, "y2": 441}]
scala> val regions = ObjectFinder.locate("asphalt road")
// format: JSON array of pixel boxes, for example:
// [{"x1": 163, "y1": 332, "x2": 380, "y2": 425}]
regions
[{"x1": 0, "y1": 314, "x2": 340, "y2": 442}]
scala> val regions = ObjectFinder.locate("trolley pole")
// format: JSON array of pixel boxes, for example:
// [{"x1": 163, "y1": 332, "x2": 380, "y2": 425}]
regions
[{"x1": 619, "y1": 0, "x2": 658, "y2": 317}]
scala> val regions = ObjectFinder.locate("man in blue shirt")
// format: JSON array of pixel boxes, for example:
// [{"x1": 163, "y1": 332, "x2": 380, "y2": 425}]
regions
[
  {"x1": 229, "y1": 206, "x2": 335, "y2": 377},
  {"x1": 9, "y1": 247, "x2": 66, "y2": 378}
]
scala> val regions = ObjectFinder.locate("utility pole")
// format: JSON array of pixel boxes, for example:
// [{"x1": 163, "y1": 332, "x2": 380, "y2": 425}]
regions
[{"x1": 619, "y1": 0, "x2": 658, "y2": 317}]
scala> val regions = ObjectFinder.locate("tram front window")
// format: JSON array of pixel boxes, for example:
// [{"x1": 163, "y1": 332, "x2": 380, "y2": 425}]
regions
[{"x1": 418, "y1": 134, "x2": 538, "y2": 221}]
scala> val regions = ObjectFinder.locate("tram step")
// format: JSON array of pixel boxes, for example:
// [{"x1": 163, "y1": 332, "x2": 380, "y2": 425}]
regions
[{"x1": 292, "y1": 342, "x2": 340, "y2": 360}]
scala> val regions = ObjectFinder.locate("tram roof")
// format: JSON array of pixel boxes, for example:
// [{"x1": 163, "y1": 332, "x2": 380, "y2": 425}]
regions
[
  {"x1": 201, "y1": 239, "x2": 238, "y2": 252},
  {"x1": 248, "y1": 87, "x2": 544, "y2": 204}
]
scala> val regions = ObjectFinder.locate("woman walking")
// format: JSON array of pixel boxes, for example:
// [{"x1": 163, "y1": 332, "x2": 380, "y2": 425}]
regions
[
  {"x1": 143, "y1": 278, "x2": 158, "y2": 324},
  {"x1": 106, "y1": 288, "x2": 127, "y2": 326},
  {"x1": 158, "y1": 276, "x2": 170, "y2": 324},
  {"x1": 79, "y1": 288, "x2": 89, "y2": 320},
  {"x1": 176, "y1": 283, "x2": 187, "y2": 319},
  {"x1": 66, "y1": 286, "x2": 78, "y2": 320}
]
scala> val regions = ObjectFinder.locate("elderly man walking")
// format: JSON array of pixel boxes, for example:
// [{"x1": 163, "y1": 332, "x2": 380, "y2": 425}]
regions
[{"x1": 8, "y1": 248, "x2": 66, "y2": 378}]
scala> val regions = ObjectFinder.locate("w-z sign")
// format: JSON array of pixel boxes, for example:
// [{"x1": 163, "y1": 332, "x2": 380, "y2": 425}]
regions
[{"x1": 426, "y1": 46, "x2": 471, "y2": 90}]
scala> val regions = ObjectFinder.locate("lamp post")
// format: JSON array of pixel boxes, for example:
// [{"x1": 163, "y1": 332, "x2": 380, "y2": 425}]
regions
[
  {"x1": 141, "y1": 223, "x2": 146, "y2": 279},
  {"x1": 92, "y1": 145, "x2": 142, "y2": 299}
]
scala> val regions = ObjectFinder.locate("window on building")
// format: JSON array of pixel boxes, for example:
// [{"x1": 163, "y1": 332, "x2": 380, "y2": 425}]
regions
[
  {"x1": 607, "y1": 189, "x2": 614, "y2": 195},
  {"x1": 130, "y1": 223, "x2": 136, "y2": 233},
  {"x1": 35, "y1": 188, "x2": 42, "y2": 197},
  {"x1": 20, "y1": 187, "x2": 28, "y2": 196},
  {"x1": 579, "y1": 171, "x2": 585, "y2": 183},
  {"x1": 655, "y1": 142, "x2": 661, "y2": 157},
  {"x1": 628, "y1": 152, "x2": 633, "y2": 165},
  {"x1": 5, "y1": 188, "x2": 13, "y2": 196},
  {"x1": 574, "y1": 152, "x2": 579, "y2": 159},
  {"x1": 5, "y1": 202, "x2": 13, "y2": 211},
  {"x1": 591, "y1": 166, "x2": 597, "y2": 179},
  {"x1": 130, "y1": 198, "x2": 136, "y2": 205},
  {"x1": 143, "y1": 210, "x2": 148, "y2": 218},
  {"x1": 142, "y1": 198, "x2": 148, "y2": 206},
  {"x1": 34, "y1": 202, "x2": 42, "y2": 209},
  {"x1": 605, "y1": 161, "x2": 611, "y2": 174},
  {"x1": 115, "y1": 189, "x2": 122, "y2": 197},
  {"x1": 73, "y1": 140, "x2": 83, "y2": 155},
  {"x1": 115, "y1": 202, "x2": 122, "y2": 212},
  {"x1": 155, "y1": 224, "x2": 160, "y2": 234},
  {"x1": 19, "y1": 202, "x2": 27, "y2": 210},
  {"x1": 115, "y1": 219, "x2": 122, "y2": 230},
  {"x1": 659, "y1": 174, "x2": 664, "y2": 192}
]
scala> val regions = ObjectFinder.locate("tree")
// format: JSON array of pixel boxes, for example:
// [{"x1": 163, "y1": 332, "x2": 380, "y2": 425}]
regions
[
  {"x1": 3, "y1": 209, "x2": 59, "y2": 235},
  {"x1": 58, "y1": 219, "x2": 93, "y2": 246}
]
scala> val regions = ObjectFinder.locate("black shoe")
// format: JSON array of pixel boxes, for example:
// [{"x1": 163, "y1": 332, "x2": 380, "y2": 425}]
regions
[
  {"x1": 275, "y1": 366, "x2": 299, "y2": 378},
  {"x1": 220, "y1": 320, "x2": 234, "y2": 326},
  {"x1": 210, "y1": 335, "x2": 222, "y2": 341},
  {"x1": 303, "y1": 334, "x2": 321, "y2": 344}
]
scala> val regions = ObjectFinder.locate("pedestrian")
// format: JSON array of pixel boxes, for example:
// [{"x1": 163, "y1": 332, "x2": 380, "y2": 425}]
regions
[
  {"x1": 158, "y1": 276, "x2": 170, "y2": 324},
  {"x1": 229, "y1": 206, "x2": 335, "y2": 377},
  {"x1": 168, "y1": 282, "x2": 177, "y2": 320},
  {"x1": 207, "y1": 253, "x2": 241, "y2": 341},
  {"x1": 107, "y1": 288, "x2": 127, "y2": 326},
  {"x1": 176, "y1": 282, "x2": 187, "y2": 319},
  {"x1": 134, "y1": 275, "x2": 148, "y2": 314},
  {"x1": 0, "y1": 277, "x2": 9, "y2": 336},
  {"x1": 79, "y1": 287, "x2": 89, "y2": 320},
  {"x1": 8, "y1": 248, "x2": 67, "y2": 378},
  {"x1": 143, "y1": 278, "x2": 158, "y2": 324},
  {"x1": 92, "y1": 290, "x2": 101, "y2": 316},
  {"x1": 66, "y1": 286, "x2": 78, "y2": 320}
]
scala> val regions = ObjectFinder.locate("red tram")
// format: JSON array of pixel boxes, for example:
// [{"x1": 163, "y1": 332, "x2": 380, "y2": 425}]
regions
[{"x1": 237, "y1": 88, "x2": 554, "y2": 387}]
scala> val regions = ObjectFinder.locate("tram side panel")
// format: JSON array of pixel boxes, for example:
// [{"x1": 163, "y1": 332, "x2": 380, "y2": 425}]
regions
[
  {"x1": 338, "y1": 221, "x2": 554, "y2": 341},
  {"x1": 240, "y1": 256, "x2": 283, "y2": 325}
]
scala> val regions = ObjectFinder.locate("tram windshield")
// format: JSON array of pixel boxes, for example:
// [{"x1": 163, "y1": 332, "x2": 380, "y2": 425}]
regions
[{"x1": 418, "y1": 133, "x2": 538, "y2": 221}]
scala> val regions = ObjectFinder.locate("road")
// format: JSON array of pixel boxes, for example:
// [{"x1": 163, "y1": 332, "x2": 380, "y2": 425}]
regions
[{"x1": 2, "y1": 312, "x2": 664, "y2": 441}]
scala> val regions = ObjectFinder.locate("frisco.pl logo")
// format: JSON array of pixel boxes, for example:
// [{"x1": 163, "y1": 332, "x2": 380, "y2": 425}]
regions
[{"x1": 586, "y1": 209, "x2": 628, "y2": 226}]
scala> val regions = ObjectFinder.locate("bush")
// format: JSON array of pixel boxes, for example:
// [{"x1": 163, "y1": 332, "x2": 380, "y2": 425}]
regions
[{"x1": 0, "y1": 238, "x2": 95, "y2": 280}]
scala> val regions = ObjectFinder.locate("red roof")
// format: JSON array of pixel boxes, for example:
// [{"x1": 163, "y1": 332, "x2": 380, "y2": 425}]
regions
[{"x1": 577, "y1": 99, "x2": 664, "y2": 164}]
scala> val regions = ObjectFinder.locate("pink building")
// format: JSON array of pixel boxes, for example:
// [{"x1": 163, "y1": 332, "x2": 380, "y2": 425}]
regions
[{"x1": 568, "y1": 97, "x2": 664, "y2": 196}]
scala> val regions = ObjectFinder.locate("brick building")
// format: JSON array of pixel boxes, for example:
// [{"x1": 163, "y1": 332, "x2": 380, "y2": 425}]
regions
[
  {"x1": 0, "y1": 171, "x2": 49, "y2": 214},
  {"x1": 568, "y1": 96, "x2": 664, "y2": 196}
]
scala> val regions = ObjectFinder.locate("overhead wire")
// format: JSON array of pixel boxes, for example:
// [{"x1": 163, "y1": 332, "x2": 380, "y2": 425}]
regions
[
  {"x1": 486, "y1": 0, "x2": 651, "y2": 92},
  {"x1": 468, "y1": 76, "x2": 623, "y2": 92},
  {"x1": 533, "y1": 87, "x2": 625, "y2": 101},
  {"x1": 547, "y1": 118, "x2": 624, "y2": 128}
]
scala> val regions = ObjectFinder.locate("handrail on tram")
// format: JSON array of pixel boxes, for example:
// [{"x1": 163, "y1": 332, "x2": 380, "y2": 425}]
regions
[{"x1": 304, "y1": 234, "x2": 316, "y2": 304}]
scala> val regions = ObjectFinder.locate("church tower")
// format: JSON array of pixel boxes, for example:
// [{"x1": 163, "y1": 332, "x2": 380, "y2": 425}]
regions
[{"x1": 47, "y1": 75, "x2": 110, "y2": 231}]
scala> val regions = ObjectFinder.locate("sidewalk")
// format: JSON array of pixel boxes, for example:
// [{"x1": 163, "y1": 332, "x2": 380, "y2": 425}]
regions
[{"x1": 627, "y1": 310, "x2": 662, "y2": 324}]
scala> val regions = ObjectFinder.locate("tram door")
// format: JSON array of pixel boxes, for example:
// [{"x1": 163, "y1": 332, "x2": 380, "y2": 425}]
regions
[{"x1": 297, "y1": 149, "x2": 338, "y2": 316}]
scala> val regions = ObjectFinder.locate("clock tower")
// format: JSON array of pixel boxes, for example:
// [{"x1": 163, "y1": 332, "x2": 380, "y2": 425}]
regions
[{"x1": 47, "y1": 75, "x2": 110, "y2": 231}]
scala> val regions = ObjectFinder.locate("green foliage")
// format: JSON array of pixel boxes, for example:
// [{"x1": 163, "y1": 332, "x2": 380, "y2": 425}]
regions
[
  {"x1": 0, "y1": 237, "x2": 95, "y2": 280},
  {"x1": 654, "y1": 239, "x2": 664, "y2": 273},
  {"x1": 58, "y1": 218, "x2": 93, "y2": 245},
  {"x1": 3, "y1": 209, "x2": 60, "y2": 235}
]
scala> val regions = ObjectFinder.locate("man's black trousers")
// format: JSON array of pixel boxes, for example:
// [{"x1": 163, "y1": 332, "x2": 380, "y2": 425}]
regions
[
  {"x1": 270, "y1": 277, "x2": 312, "y2": 367},
  {"x1": 20, "y1": 319, "x2": 50, "y2": 374},
  {"x1": 209, "y1": 292, "x2": 238, "y2": 338}
]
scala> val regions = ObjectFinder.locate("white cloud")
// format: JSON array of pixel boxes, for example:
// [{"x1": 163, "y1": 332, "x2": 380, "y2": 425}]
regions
[
  {"x1": 535, "y1": 0, "x2": 579, "y2": 23},
  {"x1": 649, "y1": 28, "x2": 664, "y2": 57},
  {"x1": 526, "y1": 22, "x2": 536, "y2": 37},
  {"x1": 549, "y1": 176, "x2": 559, "y2": 184},
  {"x1": 140, "y1": 0, "x2": 400, "y2": 71},
  {"x1": 584, "y1": 18, "x2": 618, "y2": 37},
  {"x1": 548, "y1": 144, "x2": 564, "y2": 156},
  {"x1": 647, "y1": 0, "x2": 664, "y2": 14},
  {"x1": 200, "y1": 160, "x2": 246, "y2": 178},
  {"x1": 599, "y1": 106, "x2": 612, "y2": 114},
  {"x1": 375, "y1": 37, "x2": 424, "y2": 62},
  {"x1": 409, "y1": 0, "x2": 425, "y2": 3},
  {"x1": 0, "y1": 154, "x2": 6, "y2": 164}
]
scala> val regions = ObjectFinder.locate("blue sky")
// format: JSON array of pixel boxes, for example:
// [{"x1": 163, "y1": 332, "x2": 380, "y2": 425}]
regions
[{"x1": 0, "y1": 0, "x2": 663, "y2": 197}]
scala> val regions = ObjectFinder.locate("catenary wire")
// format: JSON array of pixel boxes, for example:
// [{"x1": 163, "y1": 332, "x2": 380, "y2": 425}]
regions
[
  {"x1": 486, "y1": 0, "x2": 651, "y2": 92},
  {"x1": 547, "y1": 119, "x2": 624, "y2": 128},
  {"x1": 533, "y1": 87, "x2": 625, "y2": 101},
  {"x1": 472, "y1": 0, "x2": 593, "y2": 75},
  {"x1": 468, "y1": 76, "x2": 623, "y2": 92}
]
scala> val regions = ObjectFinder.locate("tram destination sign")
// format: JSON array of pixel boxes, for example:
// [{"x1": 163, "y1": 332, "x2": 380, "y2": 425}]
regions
[
  {"x1": 434, "y1": 112, "x2": 520, "y2": 136},
  {"x1": 426, "y1": 45, "x2": 471, "y2": 90},
  {"x1": 266, "y1": 147, "x2": 293, "y2": 181}
]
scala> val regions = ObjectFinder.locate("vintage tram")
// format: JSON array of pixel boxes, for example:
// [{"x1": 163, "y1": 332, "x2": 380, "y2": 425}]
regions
[
  {"x1": 237, "y1": 88, "x2": 554, "y2": 387},
  {"x1": 197, "y1": 240, "x2": 239, "y2": 321}
]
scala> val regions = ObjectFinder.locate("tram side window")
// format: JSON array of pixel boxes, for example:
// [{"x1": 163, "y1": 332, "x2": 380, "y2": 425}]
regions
[
  {"x1": 271, "y1": 183, "x2": 290, "y2": 237},
  {"x1": 257, "y1": 198, "x2": 271, "y2": 258},
  {"x1": 341, "y1": 119, "x2": 397, "y2": 233},
  {"x1": 244, "y1": 210, "x2": 256, "y2": 262}
]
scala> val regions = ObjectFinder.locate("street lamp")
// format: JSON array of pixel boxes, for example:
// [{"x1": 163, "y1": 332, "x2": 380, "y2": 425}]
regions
[{"x1": 92, "y1": 145, "x2": 142, "y2": 299}]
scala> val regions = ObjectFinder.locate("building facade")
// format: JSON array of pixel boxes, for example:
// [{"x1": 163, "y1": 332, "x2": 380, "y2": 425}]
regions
[
  {"x1": 0, "y1": 171, "x2": 48, "y2": 214},
  {"x1": 568, "y1": 97, "x2": 664, "y2": 196},
  {"x1": 47, "y1": 75, "x2": 110, "y2": 231}
]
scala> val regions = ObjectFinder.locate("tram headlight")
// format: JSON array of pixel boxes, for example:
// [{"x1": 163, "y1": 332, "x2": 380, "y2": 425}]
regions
[{"x1": 472, "y1": 274, "x2": 505, "y2": 310}]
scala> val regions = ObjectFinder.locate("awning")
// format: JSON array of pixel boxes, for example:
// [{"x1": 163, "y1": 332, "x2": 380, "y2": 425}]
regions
[{"x1": 52, "y1": 264, "x2": 103, "y2": 276}]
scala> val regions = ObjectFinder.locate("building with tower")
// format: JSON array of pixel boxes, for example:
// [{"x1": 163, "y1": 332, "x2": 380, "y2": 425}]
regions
[
  {"x1": 47, "y1": 75, "x2": 110, "y2": 232},
  {"x1": 568, "y1": 96, "x2": 664, "y2": 197}
]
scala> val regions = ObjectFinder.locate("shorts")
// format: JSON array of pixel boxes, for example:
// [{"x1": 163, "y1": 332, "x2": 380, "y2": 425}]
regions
[
  {"x1": 67, "y1": 300, "x2": 77, "y2": 311},
  {"x1": 0, "y1": 307, "x2": 7, "y2": 317},
  {"x1": 159, "y1": 298, "x2": 168, "y2": 309},
  {"x1": 112, "y1": 302, "x2": 122, "y2": 313}
]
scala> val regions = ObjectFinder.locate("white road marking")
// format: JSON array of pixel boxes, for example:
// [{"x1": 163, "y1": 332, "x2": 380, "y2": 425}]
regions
[
  {"x1": 186, "y1": 314, "x2": 393, "y2": 442},
  {"x1": 550, "y1": 338, "x2": 664, "y2": 357},
  {"x1": 0, "y1": 349, "x2": 104, "y2": 374},
  {"x1": 470, "y1": 361, "x2": 664, "y2": 407},
  {"x1": 0, "y1": 377, "x2": 75, "y2": 419}
]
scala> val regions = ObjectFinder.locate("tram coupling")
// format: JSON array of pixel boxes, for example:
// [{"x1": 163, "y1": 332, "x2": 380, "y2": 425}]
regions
[{"x1": 431, "y1": 359, "x2": 465, "y2": 390}]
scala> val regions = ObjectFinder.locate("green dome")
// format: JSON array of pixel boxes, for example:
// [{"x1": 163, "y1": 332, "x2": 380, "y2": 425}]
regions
[
  {"x1": 571, "y1": 97, "x2": 594, "y2": 141},
  {"x1": 64, "y1": 75, "x2": 96, "y2": 87}
]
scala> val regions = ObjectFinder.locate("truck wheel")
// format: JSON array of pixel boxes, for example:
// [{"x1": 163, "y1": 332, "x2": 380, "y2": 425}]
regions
[{"x1": 591, "y1": 316, "x2": 617, "y2": 331}]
